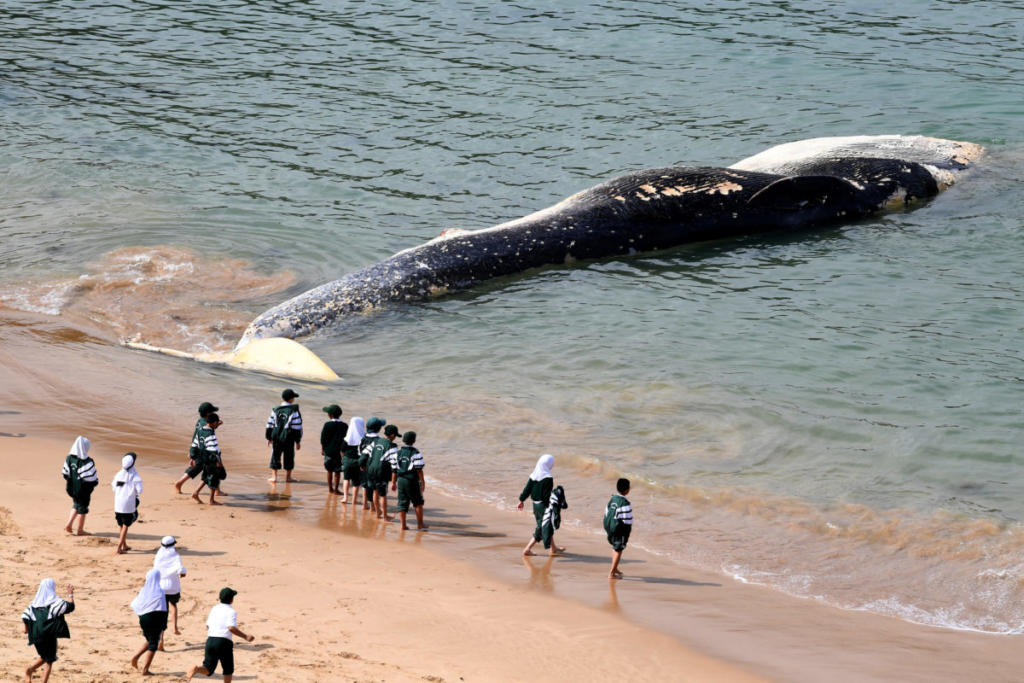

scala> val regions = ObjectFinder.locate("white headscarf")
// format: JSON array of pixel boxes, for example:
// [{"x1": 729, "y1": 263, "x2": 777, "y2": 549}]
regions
[
  {"x1": 69, "y1": 436, "x2": 90, "y2": 459},
  {"x1": 30, "y1": 578, "x2": 60, "y2": 608},
  {"x1": 130, "y1": 568, "x2": 167, "y2": 616},
  {"x1": 529, "y1": 454, "x2": 555, "y2": 481},
  {"x1": 154, "y1": 537, "x2": 186, "y2": 594},
  {"x1": 112, "y1": 453, "x2": 143, "y2": 512},
  {"x1": 345, "y1": 417, "x2": 366, "y2": 447}
]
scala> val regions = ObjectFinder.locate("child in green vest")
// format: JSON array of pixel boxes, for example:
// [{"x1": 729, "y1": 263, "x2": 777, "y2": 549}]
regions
[
  {"x1": 358, "y1": 417, "x2": 385, "y2": 510},
  {"x1": 367, "y1": 424, "x2": 399, "y2": 520},
  {"x1": 21, "y1": 578, "x2": 75, "y2": 682},
  {"x1": 191, "y1": 413, "x2": 224, "y2": 505},
  {"x1": 265, "y1": 389, "x2": 302, "y2": 484},
  {"x1": 62, "y1": 436, "x2": 98, "y2": 536},
  {"x1": 390, "y1": 431, "x2": 428, "y2": 531},
  {"x1": 174, "y1": 401, "x2": 218, "y2": 495},
  {"x1": 517, "y1": 454, "x2": 565, "y2": 556},
  {"x1": 604, "y1": 478, "x2": 634, "y2": 579}
]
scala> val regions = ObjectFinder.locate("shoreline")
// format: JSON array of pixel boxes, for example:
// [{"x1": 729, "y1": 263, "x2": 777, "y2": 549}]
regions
[{"x1": 1, "y1": 309, "x2": 1022, "y2": 681}]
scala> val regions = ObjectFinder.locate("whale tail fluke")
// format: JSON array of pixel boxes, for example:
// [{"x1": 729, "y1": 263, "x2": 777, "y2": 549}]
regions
[{"x1": 124, "y1": 337, "x2": 340, "y2": 382}]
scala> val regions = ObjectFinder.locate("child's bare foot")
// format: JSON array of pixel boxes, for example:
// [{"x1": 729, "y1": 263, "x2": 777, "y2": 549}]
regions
[
  {"x1": 522, "y1": 550, "x2": 536, "y2": 556},
  {"x1": 210, "y1": 499, "x2": 222, "y2": 506},
  {"x1": 191, "y1": 492, "x2": 202, "y2": 503},
  {"x1": 64, "y1": 524, "x2": 73, "y2": 534},
  {"x1": 384, "y1": 515, "x2": 394, "y2": 522},
  {"x1": 142, "y1": 671, "x2": 153, "y2": 676},
  {"x1": 401, "y1": 525, "x2": 410, "y2": 530},
  {"x1": 157, "y1": 643, "x2": 165, "y2": 652},
  {"x1": 555, "y1": 545, "x2": 566, "y2": 553},
  {"x1": 186, "y1": 665, "x2": 198, "y2": 681},
  {"x1": 217, "y1": 490, "x2": 229, "y2": 496},
  {"x1": 131, "y1": 654, "x2": 140, "y2": 669},
  {"x1": 267, "y1": 477, "x2": 277, "y2": 484},
  {"x1": 116, "y1": 548, "x2": 125, "y2": 555},
  {"x1": 24, "y1": 666, "x2": 32, "y2": 682},
  {"x1": 174, "y1": 628, "x2": 181, "y2": 635},
  {"x1": 417, "y1": 525, "x2": 429, "y2": 531},
  {"x1": 75, "y1": 530, "x2": 91, "y2": 536},
  {"x1": 609, "y1": 570, "x2": 623, "y2": 580},
  {"x1": 173, "y1": 482, "x2": 183, "y2": 494}
]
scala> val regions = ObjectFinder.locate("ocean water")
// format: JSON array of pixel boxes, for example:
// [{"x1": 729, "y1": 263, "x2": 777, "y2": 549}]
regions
[{"x1": 2, "y1": 1, "x2": 1023, "y2": 633}]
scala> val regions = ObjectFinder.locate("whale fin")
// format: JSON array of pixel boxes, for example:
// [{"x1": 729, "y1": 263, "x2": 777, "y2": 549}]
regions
[
  {"x1": 124, "y1": 337, "x2": 340, "y2": 382},
  {"x1": 746, "y1": 175, "x2": 861, "y2": 212}
]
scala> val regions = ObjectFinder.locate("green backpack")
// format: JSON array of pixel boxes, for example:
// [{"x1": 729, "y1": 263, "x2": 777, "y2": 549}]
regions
[{"x1": 270, "y1": 405, "x2": 297, "y2": 444}]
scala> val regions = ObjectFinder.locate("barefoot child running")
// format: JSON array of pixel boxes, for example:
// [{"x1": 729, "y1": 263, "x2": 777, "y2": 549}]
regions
[
  {"x1": 186, "y1": 587, "x2": 255, "y2": 683},
  {"x1": 22, "y1": 579, "x2": 75, "y2": 683},
  {"x1": 604, "y1": 478, "x2": 634, "y2": 579},
  {"x1": 62, "y1": 436, "x2": 98, "y2": 536},
  {"x1": 174, "y1": 401, "x2": 218, "y2": 495},
  {"x1": 128, "y1": 568, "x2": 167, "y2": 675},
  {"x1": 516, "y1": 454, "x2": 565, "y2": 556}
]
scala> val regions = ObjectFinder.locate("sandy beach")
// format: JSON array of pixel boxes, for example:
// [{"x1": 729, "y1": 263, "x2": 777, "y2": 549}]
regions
[{"x1": 1, "y1": 309, "x2": 1022, "y2": 682}]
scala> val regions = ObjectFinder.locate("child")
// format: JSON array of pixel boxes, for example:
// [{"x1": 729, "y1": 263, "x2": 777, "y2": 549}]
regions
[
  {"x1": 516, "y1": 454, "x2": 565, "y2": 556},
  {"x1": 390, "y1": 431, "x2": 428, "y2": 531},
  {"x1": 266, "y1": 388, "x2": 302, "y2": 484},
  {"x1": 154, "y1": 536, "x2": 187, "y2": 649},
  {"x1": 366, "y1": 424, "x2": 399, "y2": 520},
  {"x1": 62, "y1": 436, "x2": 98, "y2": 536},
  {"x1": 22, "y1": 578, "x2": 75, "y2": 683},
  {"x1": 604, "y1": 478, "x2": 634, "y2": 579},
  {"x1": 193, "y1": 413, "x2": 225, "y2": 505},
  {"x1": 358, "y1": 417, "x2": 385, "y2": 510},
  {"x1": 112, "y1": 452, "x2": 143, "y2": 554},
  {"x1": 320, "y1": 404, "x2": 347, "y2": 494},
  {"x1": 540, "y1": 485, "x2": 568, "y2": 556},
  {"x1": 174, "y1": 401, "x2": 218, "y2": 494},
  {"x1": 129, "y1": 568, "x2": 168, "y2": 675},
  {"x1": 186, "y1": 588, "x2": 256, "y2": 683},
  {"x1": 341, "y1": 417, "x2": 366, "y2": 505}
]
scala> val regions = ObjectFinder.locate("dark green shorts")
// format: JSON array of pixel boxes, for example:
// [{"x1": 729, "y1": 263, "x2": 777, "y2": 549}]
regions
[
  {"x1": 71, "y1": 488, "x2": 93, "y2": 514},
  {"x1": 342, "y1": 458, "x2": 362, "y2": 483},
  {"x1": 323, "y1": 455, "x2": 342, "y2": 473},
  {"x1": 139, "y1": 610, "x2": 168, "y2": 651},
  {"x1": 115, "y1": 511, "x2": 137, "y2": 527},
  {"x1": 396, "y1": 477, "x2": 423, "y2": 512},
  {"x1": 33, "y1": 636, "x2": 58, "y2": 663},
  {"x1": 608, "y1": 527, "x2": 631, "y2": 552},
  {"x1": 202, "y1": 636, "x2": 234, "y2": 675},
  {"x1": 165, "y1": 592, "x2": 180, "y2": 605}
]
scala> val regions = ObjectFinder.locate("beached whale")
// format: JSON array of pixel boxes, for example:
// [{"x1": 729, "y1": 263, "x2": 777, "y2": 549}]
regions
[{"x1": 130, "y1": 135, "x2": 983, "y2": 380}]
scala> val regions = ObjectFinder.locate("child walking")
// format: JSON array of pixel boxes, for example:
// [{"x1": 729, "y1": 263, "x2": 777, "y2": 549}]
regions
[
  {"x1": 341, "y1": 417, "x2": 366, "y2": 505},
  {"x1": 320, "y1": 404, "x2": 347, "y2": 494},
  {"x1": 266, "y1": 388, "x2": 302, "y2": 484},
  {"x1": 112, "y1": 452, "x2": 143, "y2": 554},
  {"x1": 517, "y1": 454, "x2": 565, "y2": 556},
  {"x1": 21, "y1": 578, "x2": 75, "y2": 683},
  {"x1": 604, "y1": 478, "x2": 634, "y2": 579},
  {"x1": 174, "y1": 401, "x2": 218, "y2": 494},
  {"x1": 62, "y1": 436, "x2": 98, "y2": 536},
  {"x1": 154, "y1": 535, "x2": 187, "y2": 649},
  {"x1": 129, "y1": 568, "x2": 168, "y2": 675}
]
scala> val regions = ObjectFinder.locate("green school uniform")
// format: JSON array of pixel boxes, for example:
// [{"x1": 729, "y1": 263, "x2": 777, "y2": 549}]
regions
[
  {"x1": 365, "y1": 436, "x2": 397, "y2": 496},
  {"x1": 519, "y1": 477, "x2": 553, "y2": 543},
  {"x1": 320, "y1": 419, "x2": 347, "y2": 473},
  {"x1": 394, "y1": 445, "x2": 425, "y2": 512},
  {"x1": 604, "y1": 494, "x2": 633, "y2": 551}
]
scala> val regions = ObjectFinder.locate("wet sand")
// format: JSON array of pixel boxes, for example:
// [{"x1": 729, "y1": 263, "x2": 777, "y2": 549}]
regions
[{"x1": 1, "y1": 308, "x2": 1021, "y2": 681}]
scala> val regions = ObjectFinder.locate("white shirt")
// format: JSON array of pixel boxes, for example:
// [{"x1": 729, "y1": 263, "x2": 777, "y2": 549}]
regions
[{"x1": 206, "y1": 603, "x2": 238, "y2": 640}]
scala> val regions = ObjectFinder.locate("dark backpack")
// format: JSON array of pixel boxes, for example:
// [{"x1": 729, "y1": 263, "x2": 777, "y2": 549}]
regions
[{"x1": 271, "y1": 405, "x2": 296, "y2": 444}]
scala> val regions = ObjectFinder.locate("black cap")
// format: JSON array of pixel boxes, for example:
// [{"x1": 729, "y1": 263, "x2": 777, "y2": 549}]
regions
[
  {"x1": 219, "y1": 587, "x2": 237, "y2": 603},
  {"x1": 322, "y1": 404, "x2": 342, "y2": 418},
  {"x1": 366, "y1": 417, "x2": 385, "y2": 432},
  {"x1": 198, "y1": 402, "x2": 219, "y2": 416},
  {"x1": 282, "y1": 389, "x2": 299, "y2": 400},
  {"x1": 384, "y1": 424, "x2": 399, "y2": 437},
  {"x1": 206, "y1": 412, "x2": 220, "y2": 425},
  {"x1": 402, "y1": 430, "x2": 417, "y2": 445}
]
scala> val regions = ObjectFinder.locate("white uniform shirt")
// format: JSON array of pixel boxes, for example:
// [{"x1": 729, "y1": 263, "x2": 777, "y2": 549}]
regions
[{"x1": 206, "y1": 603, "x2": 238, "y2": 640}]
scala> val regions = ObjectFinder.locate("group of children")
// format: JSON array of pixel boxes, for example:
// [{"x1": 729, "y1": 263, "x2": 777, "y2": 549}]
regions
[
  {"x1": 30, "y1": 390, "x2": 634, "y2": 680},
  {"x1": 517, "y1": 453, "x2": 635, "y2": 579}
]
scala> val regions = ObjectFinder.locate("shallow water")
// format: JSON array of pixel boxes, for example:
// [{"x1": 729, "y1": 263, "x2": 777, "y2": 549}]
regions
[{"x1": 2, "y1": 1, "x2": 1024, "y2": 632}]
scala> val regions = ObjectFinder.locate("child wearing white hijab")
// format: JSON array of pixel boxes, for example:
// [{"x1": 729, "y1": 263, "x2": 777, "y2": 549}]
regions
[
  {"x1": 21, "y1": 578, "x2": 75, "y2": 682},
  {"x1": 153, "y1": 535, "x2": 187, "y2": 647},
  {"x1": 62, "y1": 436, "x2": 98, "y2": 536},
  {"x1": 112, "y1": 452, "x2": 143, "y2": 554},
  {"x1": 341, "y1": 417, "x2": 366, "y2": 505},
  {"x1": 129, "y1": 568, "x2": 167, "y2": 675},
  {"x1": 516, "y1": 454, "x2": 565, "y2": 556}
]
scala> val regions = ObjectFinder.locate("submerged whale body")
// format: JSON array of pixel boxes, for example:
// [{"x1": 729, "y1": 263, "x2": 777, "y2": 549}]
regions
[{"x1": 239, "y1": 134, "x2": 983, "y2": 351}]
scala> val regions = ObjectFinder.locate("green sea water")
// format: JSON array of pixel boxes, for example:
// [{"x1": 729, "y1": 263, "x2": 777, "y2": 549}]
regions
[{"x1": 2, "y1": 1, "x2": 1023, "y2": 632}]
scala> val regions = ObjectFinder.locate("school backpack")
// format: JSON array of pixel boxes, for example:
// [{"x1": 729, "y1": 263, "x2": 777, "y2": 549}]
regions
[
  {"x1": 604, "y1": 497, "x2": 621, "y2": 536},
  {"x1": 395, "y1": 446, "x2": 417, "y2": 477},
  {"x1": 270, "y1": 405, "x2": 297, "y2": 444}
]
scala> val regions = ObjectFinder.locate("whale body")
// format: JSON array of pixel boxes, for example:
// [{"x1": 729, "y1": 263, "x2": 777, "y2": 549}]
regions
[{"x1": 238, "y1": 135, "x2": 983, "y2": 351}]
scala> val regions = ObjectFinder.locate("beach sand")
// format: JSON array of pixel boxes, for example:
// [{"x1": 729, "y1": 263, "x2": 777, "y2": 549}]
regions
[{"x1": 1, "y1": 308, "x2": 1021, "y2": 682}]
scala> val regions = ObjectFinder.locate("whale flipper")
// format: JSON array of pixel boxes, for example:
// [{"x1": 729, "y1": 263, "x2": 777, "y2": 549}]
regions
[{"x1": 124, "y1": 337, "x2": 339, "y2": 382}]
